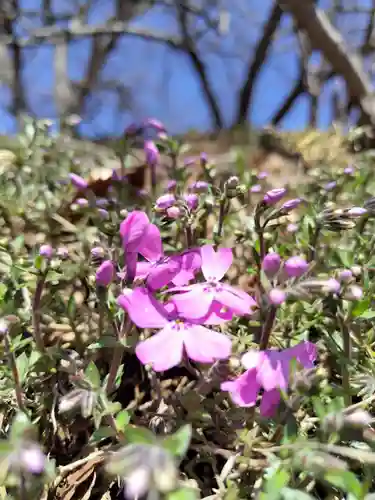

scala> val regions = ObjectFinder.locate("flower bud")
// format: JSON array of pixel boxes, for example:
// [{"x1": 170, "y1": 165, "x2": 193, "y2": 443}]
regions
[
  {"x1": 323, "y1": 181, "x2": 337, "y2": 191},
  {"x1": 97, "y1": 208, "x2": 109, "y2": 220},
  {"x1": 262, "y1": 252, "x2": 281, "y2": 278},
  {"x1": 184, "y1": 193, "x2": 199, "y2": 211},
  {"x1": 144, "y1": 140, "x2": 159, "y2": 167},
  {"x1": 69, "y1": 173, "x2": 88, "y2": 190},
  {"x1": 190, "y1": 181, "x2": 209, "y2": 193},
  {"x1": 155, "y1": 194, "x2": 176, "y2": 210},
  {"x1": 19, "y1": 445, "x2": 47, "y2": 475},
  {"x1": 96, "y1": 260, "x2": 115, "y2": 287},
  {"x1": 344, "y1": 165, "x2": 354, "y2": 175},
  {"x1": 166, "y1": 206, "x2": 181, "y2": 219},
  {"x1": 286, "y1": 223, "x2": 298, "y2": 233},
  {"x1": 166, "y1": 180, "x2": 177, "y2": 192},
  {"x1": 257, "y1": 171, "x2": 268, "y2": 180},
  {"x1": 76, "y1": 197, "x2": 89, "y2": 208},
  {"x1": 281, "y1": 198, "x2": 302, "y2": 212},
  {"x1": 350, "y1": 265, "x2": 362, "y2": 277},
  {"x1": 143, "y1": 118, "x2": 166, "y2": 134},
  {"x1": 269, "y1": 288, "x2": 286, "y2": 305},
  {"x1": 284, "y1": 256, "x2": 308, "y2": 278},
  {"x1": 39, "y1": 244, "x2": 53, "y2": 259},
  {"x1": 250, "y1": 184, "x2": 262, "y2": 193},
  {"x1": 263, "y1": 188, "x2": 286, "y2": 205},
  {"x1": 345, "y1": 207, "x2": 367, "y2": 218},
  {"x1": 337, "y1": 269, "x2": 353, "y2": 282},
  {"x1": 343, "y1": 285, "x2": 363, "y2": 300},
  {"x1": 91, "y1": 246, "x2": 105, "y2": 260}
]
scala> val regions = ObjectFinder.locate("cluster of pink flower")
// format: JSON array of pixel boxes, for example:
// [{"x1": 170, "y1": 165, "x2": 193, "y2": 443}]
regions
[{"x1": 98, "y1": 210, "x2": 317, "y2": 417}]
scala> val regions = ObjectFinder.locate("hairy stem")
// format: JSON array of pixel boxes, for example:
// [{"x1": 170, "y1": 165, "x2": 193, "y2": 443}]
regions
[{"x1": 259, "y1": 305, "x2": 277, "y2": 350}]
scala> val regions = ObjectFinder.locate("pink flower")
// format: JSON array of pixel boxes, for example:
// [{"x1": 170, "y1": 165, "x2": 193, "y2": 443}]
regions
[
  {"x1": 117, "y1": 287, "x2": 232, "y2": 371},
  {"x1": 263, "y1": 188, "x2": 286, "y2": 205},
  {"x1": 262, "y1": 252, "x2": 281, "y2": 278},
  {"x1": 155, "y1": 194, "x2": 176, "y2": 210},
  {"x1": 120, "y1": 211, "x2": 151, "y2": 282},
  {"x1": 69, "y1": 173, "x2": 88, "y2": 190},
  {"x1": 135, "y1": 222, "x2": 201, "y2": 290},
  {"x1": 169, "y1": 245, "x2": 257, "y2": 319},
  {"x1": 221, "y1": 341, "x2": 316, "y2": 416},
  {"x1": 284, "y1": 256, "x2": 309, "y2": 278}
]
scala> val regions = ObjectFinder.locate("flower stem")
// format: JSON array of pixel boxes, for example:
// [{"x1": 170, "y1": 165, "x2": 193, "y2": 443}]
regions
[
  {"x1": 338, "y1": 313, "x2": 352, "y2": 406},
  {"x1": 308, "y1": 224, "x2": 321, "y2": 262},
  {"x1": 4, "y1": 332, "x2": 26, "y2": 413},
  {"x1": 106, "y1": 317, "x2": 131, "y2": 395},
  {"x1": 259, "y1": 305, "x2": 277, "y2": 350},
  {"x1": 32, "y1": 268, "x2": 49, "y2": 353}
]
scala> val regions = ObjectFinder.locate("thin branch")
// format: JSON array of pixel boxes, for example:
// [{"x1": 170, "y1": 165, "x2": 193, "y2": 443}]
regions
[
  {"x1": 278, "y1": 0, "x2": 375, "y2": 124},
  {"x1": 177, "y1": 1, "x2": 223, "y2": 130},
  {"x1": 0, "y1": 22, "x2": 182, "y2": 49},
  {"x1": 234, "y1": 2, "x2": 283, "y2": 126}
]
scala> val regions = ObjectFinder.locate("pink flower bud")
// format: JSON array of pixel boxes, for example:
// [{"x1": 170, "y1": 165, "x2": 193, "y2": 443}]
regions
[
  {"x1": 184, "y1": 193, "x2": 199, "y2": 210},
  {"x1": 269, "y1": 288, "x2": 287, "y2": 305},
  {"x1": 143, "y1": 118, "x2": 166, "y2": 133},
  {"x1": 262, "y1": 252, "x2": 281, "y2": 278},
  {"x1": 250, "y1": 184, "x2": 262, "y2": 193},
  {"x1": 284, "y1": 256, "x2": 308, "y2": 278},
  {"x1": 338, "y1": 269, "x2": 352, "y2": 282},
  {"x1": 96, "y1": 260, "x2": 115, "y2": 287},
  {"x1": 144, "y1": 140, "x2": 160, "y2": 167},
  {"x1": 155, "y1": 194, "x2": 176, "y2": 210},
  {"x1": 190, "y1": 181, "x2": 209, "y2": 193},
  {"x1": 166, "y1": 206, "x2": 181, "y2": 219},
  {"x1": 69, "y1": 173, "x2": 88, "y2": 190},
  {"x1": 39, "y1": 244, "x2": 53, "y2": 259},
  {"x1": 76, "y1": 198, "x2": 89, "y2": 207},
  {"x1": 281, "y1": 198, "x2": 301, "y2": 211}
]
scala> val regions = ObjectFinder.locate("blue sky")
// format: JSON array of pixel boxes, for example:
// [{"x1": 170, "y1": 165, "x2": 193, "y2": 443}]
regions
[{"x1": 0, "y1": 0, "x2": 366, "y2": 137}]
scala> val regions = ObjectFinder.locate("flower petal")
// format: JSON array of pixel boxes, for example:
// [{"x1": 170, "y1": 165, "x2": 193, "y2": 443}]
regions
[
  {"x1": 215, "y1": 286, "x2": 256, "y2": 316},
  {"x1": 286, "y1": 341, "x2": 317, "y2": 369},
  {"x1": 241, "y1": 350, "x2": 263, "y2": 370},
  {"x1": 117, "y1": 287, "x2": 168, "y2": 328},
  {"x1": 172, "y1": 249, "x2": 202, "y2": 286},
  {"x1": 259, "y1": 389, "x2": 281, "y2": 417},
  {"x1": 201, "y1": 245, "x2": 233, "y2": 281},
  {"x1": 120, "y1": 211, "x2": 149, "y2": 252},
  {"x1": 183, "y1": 324, "x2": 231, "y2": 363},
  {"x1": 171, "y1": 286, "x2": 214, "y2": 319},
  {"x1": 257, "y1": 351, "x2": 289, "y2": 391},
  {"x1": 147, "y1": 257, "x2": 181, "y2": 290},
  {"x1": 221, "y1": 369, "x2": 260, "y2": 407},
  {"x1": 200, "y1": 300, "x2": 234, "y2": 325},
  {"x1": 135, "y1": 324, "x2": 184, "y2": 371},
  {"x1": 138, "y1": 223, "x2": 163, "y2": 262},
  {"x1": 135, "y1": 261, "x2": 154, "y2": 280}
]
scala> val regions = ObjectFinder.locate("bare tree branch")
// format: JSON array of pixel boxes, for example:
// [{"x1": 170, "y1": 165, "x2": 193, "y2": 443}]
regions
[
  {"x1": 234, "y1": 2, "x2": 283, "y2": 127},
  {"x1": 177, "y1": 1, "x2": 224, "y2": 130},
  {"x1": 0, "y1": 21, "x2": 182, "y2": 48},
  {"x1": 278, "y1": 0, "x2": 375, "y2": 124}
]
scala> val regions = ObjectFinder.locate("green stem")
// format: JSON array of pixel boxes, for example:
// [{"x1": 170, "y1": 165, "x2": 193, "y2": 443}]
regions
[
  {"x1": 339, "y1": 313, "x2": 352, "y2": 407},
  {"x1": 4, "y1": 333, "x2": 26, "y2": 413}
]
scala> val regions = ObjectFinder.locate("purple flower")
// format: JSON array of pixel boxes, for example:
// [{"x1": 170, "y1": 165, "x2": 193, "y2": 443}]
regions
[
  {"x1": 184, "y1": 157, "x2": 196, "y2": 167},
  {"x1": 344, "y1": 165, "x2": 354, "y2": 175},
  {"x1": 263, "y1": 188, "x2": 287, "y2": 205},
  {"x1": 257, "y1": 171, "x2": 268, "y2": 180},
  {"x1": 284, "y1": 256, "x2": 308, "y2": 278},
  {"x1": 144, "y1": 140, "x2": 160, "y2": 167},
  {"x1": 262, "y1": 252, "x2": 281, "y2": 278},
  {"x1": 250, "y1": 184, "x2": 262, "y2": 193},
  {"x1": 96, "y1": 198, "x2": 109, "y2": 208},
  {"x1": 184, "y1": 193, "x2": 199, "y2": 211},
  {"x1": 155, "y1": 194, "x2": 176, "y2": 210},
  {"x1": 120, "y1": 211, "x2": 151, "y2": 282},
  {"x1": 97, "y1": 208, "x2": 109, "y2": 219},
  {"x1": 169, "y1": 245, "x2": 257, "y2": 319},
  {"x1": 96, "y1": 260, "x2": 115, "y2": 286},
  {"x1": 324, "y1": 278, "x2": 341, "y2": 294},
  {"x1": 69, "y1": 173, "x2": 88, "y2": 190},
  {"x1": 118, "y1": 287, "x2": 232, "y2": 371},
  {"x1": 281, "y1": 198, "x2": 301, "y2": 211},
  {"x1": 269, "y1": 288, "x2": 287, "y2": 305},
  {"x1": 39, "y1": 244, "x2": 53, "y2": 259},
  {"x1": 200, "y1": 152, "x2": 208, "y2": 166},
  {"x1": 91, "y1": 246, "x2": 105, "y2": 259},
  {"x1": 221, "y1": 341, "x2": 317, "y2": 416}
]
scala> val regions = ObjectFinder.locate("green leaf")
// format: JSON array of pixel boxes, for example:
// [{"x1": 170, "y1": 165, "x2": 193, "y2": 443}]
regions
[
  {"x1": 67, "y1": 294, "x2": 77, "y2": 320},
  {"x1": 358, "y1": 310, "x2": 375, "y2": 320},
  {"x1": 34, "y1": 255, "x2": 43, "y2": 271},
  {"x1": 281, "y1": 488, "x2": 315, "y2": 500},
  {"x1": 125, "y1": 425, "x2": 156, "y2": 445},
  {"x1": 115, "y1": 410, "x2": 130, "y2": 432},
  {"x1": 0, "y1": 283, "x2": 7, "y2": 303},
  {"x1": 351, "y1": 299, "x2": 371, "y2": 317},
  {"x1": 324, "y1": 470, "x2": 362, "y2": 498},
  {"x1": 16, "y1": 351, "x2": 29, "y2": 384},
  {"x1": 84, "y1": 361, "x2": 101, "y2": 389},
  {"x1": 161, "y1": 424, "x2": 192, "y2": 458},
  {"x1": 89, "y1": 426, "x2": 116, "y2": 444},
  {"x1": 166, "y1": 488, "x2": 199, "y2": 500}
]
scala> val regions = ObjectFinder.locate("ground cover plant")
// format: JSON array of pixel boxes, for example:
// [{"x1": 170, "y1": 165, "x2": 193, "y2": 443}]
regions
[{"x1": 0, "y1": 118, "x2": 375, "y2": 499}]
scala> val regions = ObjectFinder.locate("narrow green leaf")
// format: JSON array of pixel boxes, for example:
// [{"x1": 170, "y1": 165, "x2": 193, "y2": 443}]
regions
[
  {"x1": 89, "y1": 426, "x2": 115, "y2": 444},
  {"x1": 324, "y1": 470, "x2": 362, "y2": 498},
  {"x1": 16, "y1": 352, "x2": 29, "y2": 384}
]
